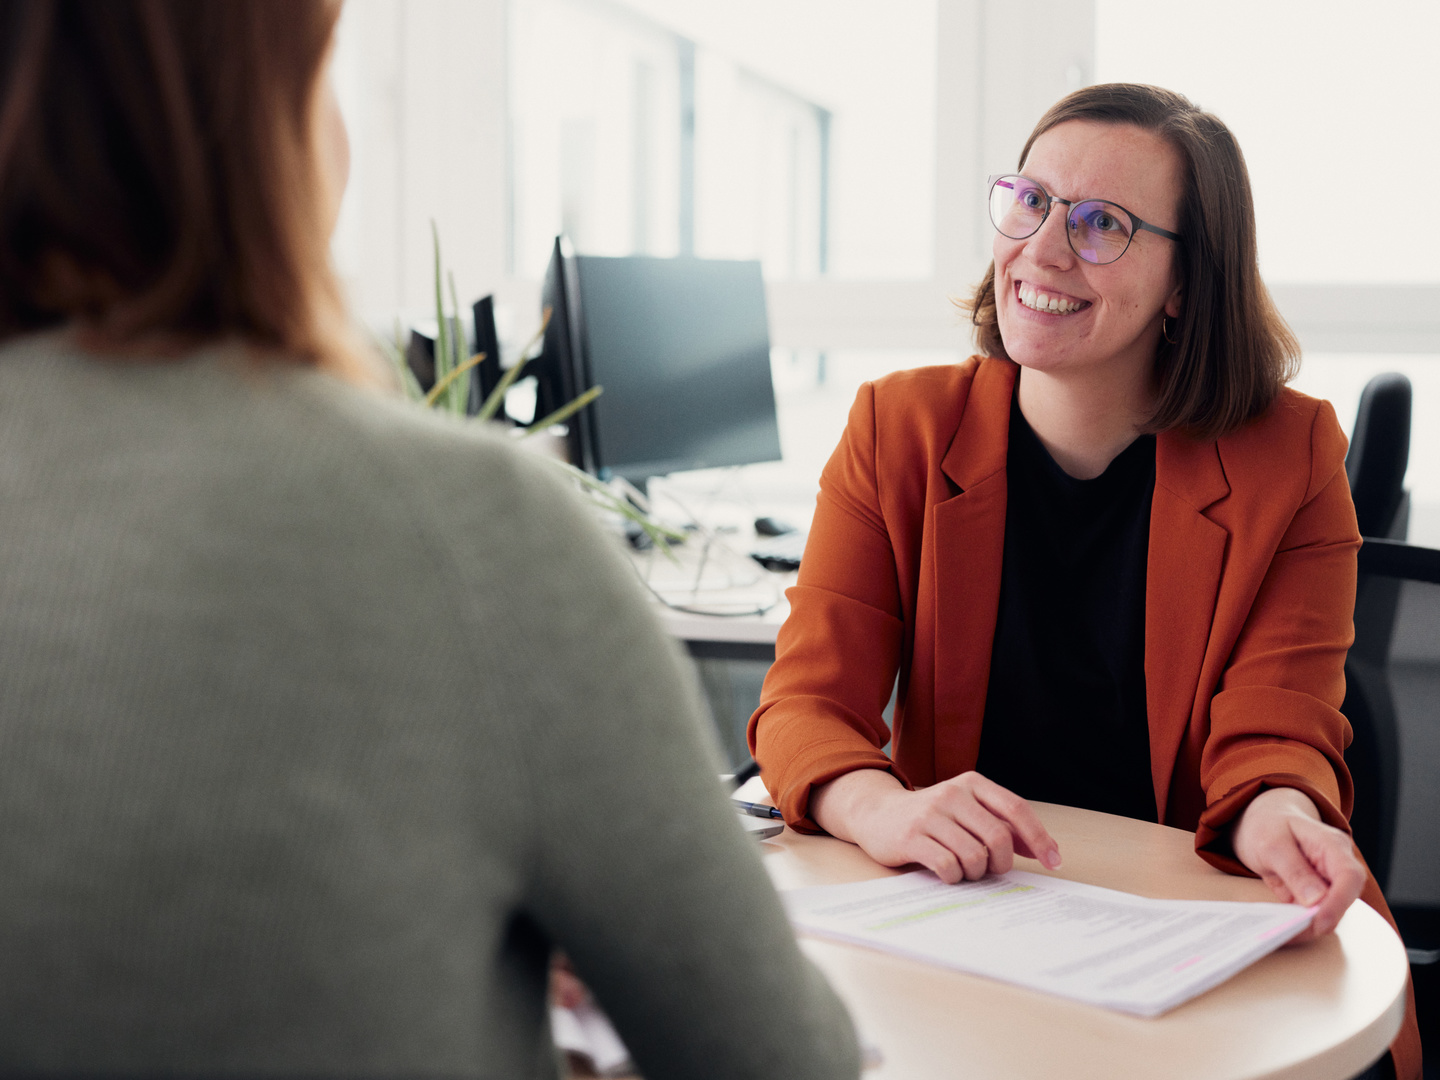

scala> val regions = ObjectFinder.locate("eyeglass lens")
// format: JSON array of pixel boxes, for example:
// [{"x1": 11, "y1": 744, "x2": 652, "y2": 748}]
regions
[{"x1": 988, "y1": 175, "x2": 1135, "y2": 265}]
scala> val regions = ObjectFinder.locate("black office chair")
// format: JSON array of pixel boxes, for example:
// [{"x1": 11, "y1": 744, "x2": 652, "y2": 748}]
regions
[
  {"x1": 1340, "y1": 373, "x2": 1413, "y2": 892},
  {"x1": 1343, "y1": 537, "x2": 1440, "y2": 1076},
  {"x1": 1346, "y1": 372, "x2": 1412, "y2": 542}
]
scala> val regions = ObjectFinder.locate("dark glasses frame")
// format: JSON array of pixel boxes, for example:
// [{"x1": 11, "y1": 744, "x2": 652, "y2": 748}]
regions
[{"x1": 987, "y1": 173, "x2": 1183, "y2": 265}]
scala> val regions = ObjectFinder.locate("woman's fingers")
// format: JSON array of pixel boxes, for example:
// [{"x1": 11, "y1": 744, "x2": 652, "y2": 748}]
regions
[
  {"x1": 549, "y1": 955, "x2": 589, "y2": 1009},
  {"x1": 913, "y1": 835, "x2": 966, "y2": 884},
  {"x1": 918, "y1": 772, "x2": 1053, "y2": 878},
  {"x1": 970, "y1": 777, "x2": 1061, "y2": 869},
  {"x1": 833, "y1": 770, "x2": 1055, "y2": 882},
  {"x1": 1294, "y1": 822, "x2": 1368, "y2": 937},
  {"x1": 1234, "y1": 788, "x2": 1366, "y2": 940},
  {"x1": 927, "y1": 814, "x2": 1004, "y2": 878},
  {"x1": 1255, "y1": 828, "x2": 1330, "y2": 908}
]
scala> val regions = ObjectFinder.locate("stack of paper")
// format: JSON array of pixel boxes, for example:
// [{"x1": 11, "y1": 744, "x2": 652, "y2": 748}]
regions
[{"x1": 784, "y1": 870, "x2": 1314, "y2": 1017}]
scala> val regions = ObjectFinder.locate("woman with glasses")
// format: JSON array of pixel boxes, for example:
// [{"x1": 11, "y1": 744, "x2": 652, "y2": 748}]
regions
[{"x1": 750, "y1": 82, "x2": 1419, "y2": 1079}]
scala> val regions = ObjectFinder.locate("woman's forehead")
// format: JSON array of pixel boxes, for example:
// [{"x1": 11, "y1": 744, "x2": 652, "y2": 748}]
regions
[{"x1": 1021, "y1": 120, "x2": 1183, "y2": 226}]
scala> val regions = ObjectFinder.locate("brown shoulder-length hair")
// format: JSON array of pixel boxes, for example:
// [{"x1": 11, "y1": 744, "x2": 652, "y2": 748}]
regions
[
  {"x1": 961, "y1": 83, "x2": 1298, "y2": 439},
  {"x1": 0, "y1": 0, "x2": 367, "y2": 379}
]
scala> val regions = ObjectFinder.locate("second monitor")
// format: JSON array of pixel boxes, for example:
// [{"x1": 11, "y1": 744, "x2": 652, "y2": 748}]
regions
[{"x1": 539, "y1": 238, "x2": 783, "y2": 490}]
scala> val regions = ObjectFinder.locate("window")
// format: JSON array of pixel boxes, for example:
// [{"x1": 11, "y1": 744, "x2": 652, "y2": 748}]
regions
[{"x1": 508, "y1": 0, "x2": 936, "y2": 281}]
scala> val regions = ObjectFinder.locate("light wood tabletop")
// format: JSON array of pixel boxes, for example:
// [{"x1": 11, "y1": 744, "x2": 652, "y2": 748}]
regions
[{"x1": 756, "y1": 801, "x2": 1408, "y2": 1080}]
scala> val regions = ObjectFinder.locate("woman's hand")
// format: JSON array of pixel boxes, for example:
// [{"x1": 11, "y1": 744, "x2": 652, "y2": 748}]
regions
[
  {"x1": 809, "y1": 769, "x2": 1061, "y2": 884},
  {"x1": 1230, "y1": 787, "x2": 1367, "y2": 941},
  {"x1": 550, "y1": 952, "x2": 589, "y2": 1010}
]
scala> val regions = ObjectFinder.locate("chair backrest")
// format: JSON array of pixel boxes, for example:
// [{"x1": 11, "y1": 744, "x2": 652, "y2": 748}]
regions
[
  {"x1": 1343, "y1": 538, "x2": 1440, "y2": 896},
  {"x1": 1346, "y1": 372, "x2": 1412, "y2": 541}
]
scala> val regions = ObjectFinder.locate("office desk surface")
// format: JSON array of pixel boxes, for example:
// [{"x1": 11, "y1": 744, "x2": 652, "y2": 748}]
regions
[
  {"x1": 758, "y1": 802, "x2": 1408, "y2": 1080},
  {"x1": 656, "y1": 599, "x2": 787, "y2": 644}
]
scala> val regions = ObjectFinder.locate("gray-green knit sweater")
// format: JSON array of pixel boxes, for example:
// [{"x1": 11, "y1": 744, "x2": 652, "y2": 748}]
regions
[{"x1": 0, "y1": 334, "x2": 859, "y2": 1079}]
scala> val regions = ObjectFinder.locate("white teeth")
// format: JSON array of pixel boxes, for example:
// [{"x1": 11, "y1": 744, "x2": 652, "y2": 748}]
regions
[{"x1": 1018, "y1": 283, "x2": 1084, "y2": 314}]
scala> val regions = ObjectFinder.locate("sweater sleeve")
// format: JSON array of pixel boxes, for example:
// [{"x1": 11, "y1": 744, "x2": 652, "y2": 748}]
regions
[
  {"x1": 472, "y1": 450, "x2": 861, "y2": 1080},
  {"x1": 748, "y1": 381, "x2": 908, "y2": 830}
]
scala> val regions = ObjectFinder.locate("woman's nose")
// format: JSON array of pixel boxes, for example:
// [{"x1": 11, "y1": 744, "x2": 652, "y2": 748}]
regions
[{"x1": 1025, "y1": 206, "x2": 1075, "y2": 268}]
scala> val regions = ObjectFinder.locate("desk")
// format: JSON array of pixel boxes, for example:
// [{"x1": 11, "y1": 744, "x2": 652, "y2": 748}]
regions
[
  {"x1": 759, "y1": 802, "x2": 1408, "y2": 1080},
  {"x1": 657, "y1": 600, "x2": 785, "y2": 662}
]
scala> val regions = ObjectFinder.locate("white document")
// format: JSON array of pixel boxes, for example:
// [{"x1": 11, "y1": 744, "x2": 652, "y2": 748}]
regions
[
  {"x1": 784, "y1": 870, "x2": 1314, "y2": 1017},
  {"x1": 551, "y1": 1000, "x2": 633, "y2": 1077}
]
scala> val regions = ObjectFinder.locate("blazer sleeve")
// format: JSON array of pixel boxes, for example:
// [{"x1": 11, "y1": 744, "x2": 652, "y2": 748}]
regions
[
  {"x1": 1193, "y1": 399, "x2": 1361, "y2": 870},
  {"x1": 748, "y1": 381, "x2": 908, "y2": 830}
]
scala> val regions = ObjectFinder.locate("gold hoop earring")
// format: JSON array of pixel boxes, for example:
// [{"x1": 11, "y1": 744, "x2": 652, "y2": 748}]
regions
[{"x1": 1161, "y1": 316, "x2": 1179, "y2": 345}]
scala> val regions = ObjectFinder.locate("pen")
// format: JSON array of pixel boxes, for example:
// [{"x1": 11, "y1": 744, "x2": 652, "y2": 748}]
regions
[{"x1": 732, "y1": 799, "x2": 784, "y2": 820}]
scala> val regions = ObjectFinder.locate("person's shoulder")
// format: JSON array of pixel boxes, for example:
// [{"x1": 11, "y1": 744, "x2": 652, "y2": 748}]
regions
[
  {"x1": 863, "y1": 355, "x2": 1005, "y2": 431},
  {"x1": 283, "y1": 357, "x2": 558, "y2": 488},
  {"x1": 1217, "y1": 385, "x2": 1348, "y2": 503},
  {"x1": 868, "y1": 355, "x2": 986, "y2": 404},
  {"x1": 283, "y1": 364, "x2": 593, "y2": 552}
]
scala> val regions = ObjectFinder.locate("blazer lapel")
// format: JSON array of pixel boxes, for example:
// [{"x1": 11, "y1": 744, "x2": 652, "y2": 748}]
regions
[
  {"x1": 930, "y1": 360, "x2": 1016, "y2": 781},
  {"x1": 1147, "y1": 432, "x2": 1230, "y2": 822}
]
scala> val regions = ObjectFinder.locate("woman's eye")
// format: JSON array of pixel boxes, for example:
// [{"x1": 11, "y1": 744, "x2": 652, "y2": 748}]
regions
[
  {"x1": 1088, "y1": 207, "x2": 1128, "y2": 233},
  {"x1": 1019, "y1": 189, "x2": 1044, "y2": 210}
]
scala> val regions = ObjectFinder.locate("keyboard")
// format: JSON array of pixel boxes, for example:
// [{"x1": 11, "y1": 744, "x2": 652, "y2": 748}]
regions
[{"x1": 750, "y1": 530, "x2": 806, "y2": 572}]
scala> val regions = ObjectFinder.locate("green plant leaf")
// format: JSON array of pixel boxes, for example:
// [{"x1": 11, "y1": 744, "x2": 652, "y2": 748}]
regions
[
  {"x1": 431, "y1": 220, "x2": 451, "y2": 405},
  {"x1": 447, "y1": 270, "x2": 466, "y2": 415},
  {"x1": 549, "y1": 459, "x2": 684, "y2": 558},
  {"x1": 522, "y1": 384, "x2": 602, "y2": 436},
  {"x1": 476, "y1": 305, "x2": 552, "y2": 423},
  {"x1": 426, "y1": 351, "x2": 487, "y2": 409}
]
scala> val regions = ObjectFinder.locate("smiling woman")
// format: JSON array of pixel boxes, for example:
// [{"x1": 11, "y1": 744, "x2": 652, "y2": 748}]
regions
[{"x1": 749, "y1": 82, "x2": 1421, "y2": 1080}]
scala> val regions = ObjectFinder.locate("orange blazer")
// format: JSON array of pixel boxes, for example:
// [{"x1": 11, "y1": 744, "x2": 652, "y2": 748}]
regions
[{"x1": 749, "y1": 356, "x2": 1420, "y2": 1077}]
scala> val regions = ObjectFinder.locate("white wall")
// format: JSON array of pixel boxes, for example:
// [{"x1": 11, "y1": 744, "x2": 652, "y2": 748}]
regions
[
  {"x1": 332, "y1": 0, "x2": 1098, "y2": 354},
  {"x1": 333, "y1": 0, "x2": 510, "y2": 332},
  {"x1": 332, "y1": 0, "x2": 1439, "y2": 361}
]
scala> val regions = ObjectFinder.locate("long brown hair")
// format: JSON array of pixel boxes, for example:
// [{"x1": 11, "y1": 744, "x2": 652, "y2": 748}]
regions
[
  {"x1": 0, "y1": 0, "x2": 367, "y2": 379},
  {"x1": 961, "y1": 83, "x2": 1299, "y2": 439}
]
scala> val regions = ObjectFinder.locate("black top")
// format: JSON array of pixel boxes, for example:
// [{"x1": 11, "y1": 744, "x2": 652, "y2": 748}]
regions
[{"x1": 974, "y1": 395, "x2": 1158, "y2": 821}]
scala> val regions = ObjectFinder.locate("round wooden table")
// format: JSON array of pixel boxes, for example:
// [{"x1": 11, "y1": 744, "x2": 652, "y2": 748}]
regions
[{"x1": 758, "y1": 802, "x2": 1408, "y2": 1080}]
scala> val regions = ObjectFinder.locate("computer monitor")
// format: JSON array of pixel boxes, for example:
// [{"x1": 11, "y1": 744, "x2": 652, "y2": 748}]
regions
[
  {"x1": 534, "y1": 237, "x2": 593, "y2": 466},
  {"x1": 469, "y1": 295, "x2": 503, "y2": 419},
  {"x1": 536, "y1": 237, "x2": 783, "y2": 490}
]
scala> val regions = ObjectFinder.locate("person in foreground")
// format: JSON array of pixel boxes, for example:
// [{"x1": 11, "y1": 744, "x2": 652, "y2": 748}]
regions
[
  {"x1": 749, "y1": 83, "x2": 1419, "y2": 1078},
  {"x1": 0, "y1": 2, "x2": 859, "y2": 1077}
]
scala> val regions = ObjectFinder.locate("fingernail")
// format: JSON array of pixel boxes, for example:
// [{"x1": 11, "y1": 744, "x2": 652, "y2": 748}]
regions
[
  {"x1": 1301, "y1": 888, "x2": 1323, "y2": 906},
  {"x1": 1043, "y1": 849, "x2": 1062, "y2": 869}
]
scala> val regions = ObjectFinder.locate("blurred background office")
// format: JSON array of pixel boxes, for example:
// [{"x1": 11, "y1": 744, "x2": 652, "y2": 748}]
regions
[
  {"x1": 330, "y1": 0, "x2": 1438, "y2": 531},
  {"x1": 326, "y1": 0, "x2": 1439, "y2": 906}
]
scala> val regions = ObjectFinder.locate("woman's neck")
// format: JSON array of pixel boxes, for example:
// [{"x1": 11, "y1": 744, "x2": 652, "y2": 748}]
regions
[{"x1": 1015, "y1": 364, "x2": 1156, "y2": 480}]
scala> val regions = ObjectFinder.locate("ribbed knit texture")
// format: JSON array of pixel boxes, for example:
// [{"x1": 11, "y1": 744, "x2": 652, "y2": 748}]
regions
[{"x1": 0, "y1": 333, "x2": 859, "y2": 1079}]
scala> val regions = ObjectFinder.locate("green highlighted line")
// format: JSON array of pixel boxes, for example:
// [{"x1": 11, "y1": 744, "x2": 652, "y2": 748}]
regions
[{"x1": 864, "y1": 884, "x2": 1036, "y2": 931}]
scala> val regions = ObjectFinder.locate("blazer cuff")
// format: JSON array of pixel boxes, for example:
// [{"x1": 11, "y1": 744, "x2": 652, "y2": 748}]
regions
[
  {"x1": 1194, "y1": 774, "x2": 1350, "y2": 876},
  {"x1": 772, "y1": 750, "x2": 910, "y2": 834}
]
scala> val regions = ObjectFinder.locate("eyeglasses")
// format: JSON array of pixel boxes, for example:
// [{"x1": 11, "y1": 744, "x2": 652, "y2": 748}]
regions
[{"x1": 987, "y1": 173, "x2": 1182, "y2": 265}]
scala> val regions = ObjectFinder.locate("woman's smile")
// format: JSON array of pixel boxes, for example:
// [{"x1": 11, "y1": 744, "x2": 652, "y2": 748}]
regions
[{"x1": 1015, "y1": 280, "x2": 1090, "y2": 315}]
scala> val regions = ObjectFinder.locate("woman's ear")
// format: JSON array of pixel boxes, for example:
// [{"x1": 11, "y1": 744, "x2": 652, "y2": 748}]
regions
[{"x1": 1164, "y1": 286, "x2": 1182, "y2": 320}]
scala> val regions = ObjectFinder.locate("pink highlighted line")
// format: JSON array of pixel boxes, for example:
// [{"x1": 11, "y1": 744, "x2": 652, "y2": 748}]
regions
[{"x1": 1257, "y1": 908, "x2": 1318, "y2": 940}]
